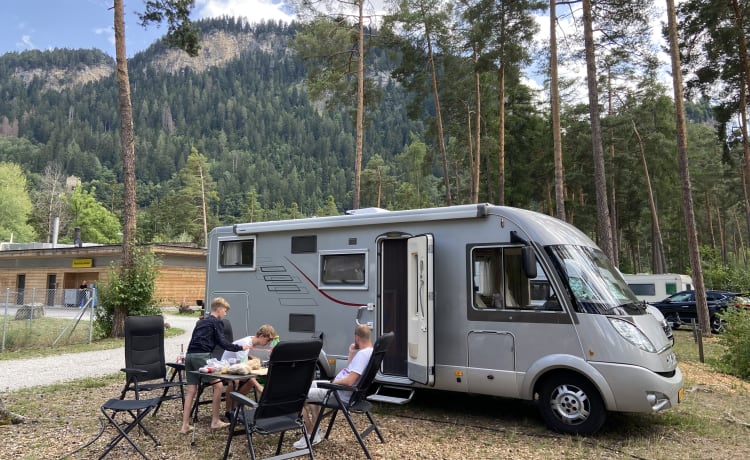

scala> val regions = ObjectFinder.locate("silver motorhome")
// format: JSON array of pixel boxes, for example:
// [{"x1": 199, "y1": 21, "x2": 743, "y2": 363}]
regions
[{"x1": 205, "y1": 204, "x2": 683, "y2": 434}]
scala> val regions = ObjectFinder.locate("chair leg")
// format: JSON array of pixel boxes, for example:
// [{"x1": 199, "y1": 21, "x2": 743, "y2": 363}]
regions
[
  {"x1": 222, "y1": 406, "x2": 242, "y2": 460},
  {"x1": 339, "y1": 409, "x2": 373, "y2": 460},
  {"x1": 311, "y1": 406, "x2": 338, "y2": 441},
  {"x1": 99, "y1": 405, "x2": 158, "y2": 460},
  {"x1": 364, "y1": 410, "x2": 385, "y2": 442}
]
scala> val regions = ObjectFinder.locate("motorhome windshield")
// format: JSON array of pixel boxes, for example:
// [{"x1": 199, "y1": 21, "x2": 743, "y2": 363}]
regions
[{"x1": 548, "y1": 245, "x2": 644, "y2": 315}]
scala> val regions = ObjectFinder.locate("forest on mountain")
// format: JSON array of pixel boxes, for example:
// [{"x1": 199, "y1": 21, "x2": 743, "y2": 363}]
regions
[{"x1": 0, "y1": 2, "x2": 749, "y2": 290}]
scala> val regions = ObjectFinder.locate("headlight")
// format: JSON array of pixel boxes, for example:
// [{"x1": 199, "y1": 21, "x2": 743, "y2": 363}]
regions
[{"x1": 608, "y1": 317, "x2": 657, "y2": 353}]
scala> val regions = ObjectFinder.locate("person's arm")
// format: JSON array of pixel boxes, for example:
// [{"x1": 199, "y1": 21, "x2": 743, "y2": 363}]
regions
[
  {"x1": 346, "y1": 343, "x2": 358, "y2": 365},
  {"x1": 333, "y1": 370, "x2": 360, "y2": 386},
  {"x1": 332, "y1": 349, "x2": 368, "y2": 386},
  {"x1": 214, "y1": 321, "x2": 245, "y2": 352}
]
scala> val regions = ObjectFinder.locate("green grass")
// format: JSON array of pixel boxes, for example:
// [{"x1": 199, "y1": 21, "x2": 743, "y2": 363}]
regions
[
  {"x1": 0, "y1": 314, "x2": 185, "y2": 360},
  {"x1": 671, "y1": 328, "x2": 726, "y2": 368}
]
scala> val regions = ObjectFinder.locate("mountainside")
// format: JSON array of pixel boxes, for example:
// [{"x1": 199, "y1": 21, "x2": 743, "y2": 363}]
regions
[
  {"x1": 0, "y1": 48, "x2": 114, "y2": 92},
  {"x1": 0, "y1": 18, "x2": 419, "y2": 227}
]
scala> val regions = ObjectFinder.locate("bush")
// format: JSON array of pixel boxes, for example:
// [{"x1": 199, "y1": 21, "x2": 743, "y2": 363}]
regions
[
  {"x1": 716, "y1": 307, "x2": 750, "y2": 380},
  {"x1": 94, "y1": 249, "x2": 161, "y2": 338}
]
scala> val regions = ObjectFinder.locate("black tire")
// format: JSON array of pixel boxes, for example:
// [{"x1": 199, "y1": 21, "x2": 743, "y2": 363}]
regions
[{"x1": 536, "y1": 373, "x2": 606, "y2": 435}]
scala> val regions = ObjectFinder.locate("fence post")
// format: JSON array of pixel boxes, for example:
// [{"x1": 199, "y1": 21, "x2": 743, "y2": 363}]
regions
[
  {"x1": 2, "y1": 288, "x2": 9, "y2": 352},
  {"x1": 89, "y1": 292, "x2": 94, "y2": 344}
]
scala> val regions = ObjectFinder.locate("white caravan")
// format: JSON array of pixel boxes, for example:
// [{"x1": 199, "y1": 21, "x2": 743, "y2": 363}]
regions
[
  {"x1": 623, "y1": 273, "x2": 693, "y2": 304},
  {"x1": 205, "y1": 204, "x2": 683, "y2": 435}
]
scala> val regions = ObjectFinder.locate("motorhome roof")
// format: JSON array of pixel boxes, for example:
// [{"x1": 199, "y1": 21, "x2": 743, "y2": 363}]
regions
[
  {"x1": 225, "y1": 204, "x2": 598, "y2": 249},
  {"x1": 232, "y1": 204, "x2": 491, "y2": 235}
]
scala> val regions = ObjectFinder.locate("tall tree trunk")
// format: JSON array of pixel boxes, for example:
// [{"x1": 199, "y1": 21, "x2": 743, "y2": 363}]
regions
[
  {"x1": 114, "y1": 0, "x2": 136, "y2": 337},
  {"x1": 582, "y1": 0, "x2": 614, "y2": 259},
  {"x1": 353, "y1": 0, "x2": 365, "y2": 210},
  {"x1": 199, "y1": 164, "x2": 208, "y2": 248},
  {"x1": 607, "y1": 68, "x2": 619, "y2": 267},
  {"x1": 498, "y1": 61, "x2": 506, "y2": 205},
  {"x1": 739, "y1": 85, "x2": 750, "y2": 245},
  {"x1": 550, "y1": 0, "x2": 566, "y2": 221},
  {"x1": 472, "y1": 46, "x2": 482, "y2": 204},
  {"x1": 705, "y1": 192, "x2": 716, "y2": 247},
  {"x1": 425, "y1": 26, "x2": 451, "y2": 206},
  {"x1": 633, "y1": 122, "x2": 667, "y2": 273},
  {"x1": 731, "y1": 0, "x2": 750, "y2": 266},
  {"x1": 485, "y1": 143, "x2": 494, "y2": 203},
  {"x1": 467, "y1": 103, "x2": 476, "y2": 201},
  {"x1": 666, "y1": 0, "x2": 710, "y2": 337}
]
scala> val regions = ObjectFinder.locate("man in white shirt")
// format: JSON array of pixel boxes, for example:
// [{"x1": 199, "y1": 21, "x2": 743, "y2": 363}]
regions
[{"x1": 294, "y1": 324, "x2": 373, "y2": 449}]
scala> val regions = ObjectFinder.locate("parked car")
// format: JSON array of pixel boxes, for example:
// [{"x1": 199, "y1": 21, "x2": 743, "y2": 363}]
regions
[
  {"x1": 649, "y1": 290, "x2": 737, "y2": 333},
  {"x1": 729, "y1": 294, "x2": 750, "y2": 309}
]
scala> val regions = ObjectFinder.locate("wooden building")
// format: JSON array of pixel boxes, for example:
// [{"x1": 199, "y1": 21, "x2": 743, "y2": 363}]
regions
[{"x1": 0, "y1": 244, "x2": 206, "y2": 307}]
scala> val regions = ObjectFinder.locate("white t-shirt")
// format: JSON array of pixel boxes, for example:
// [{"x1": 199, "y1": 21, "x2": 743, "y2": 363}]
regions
[
  {"x1": 221, "y1": 336, "x2": 253, "y2": 362},
  {"x1": 335, "y1": 347, "x2": 373, "y2": 402}
]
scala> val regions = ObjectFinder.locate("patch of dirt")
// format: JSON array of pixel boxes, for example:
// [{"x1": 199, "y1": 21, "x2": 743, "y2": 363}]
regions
[{"x1": 680, "y1": 360, "x2": 750, "y2": 395}]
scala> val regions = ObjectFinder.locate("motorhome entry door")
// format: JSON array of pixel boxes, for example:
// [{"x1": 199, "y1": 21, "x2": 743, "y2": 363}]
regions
[{"x1": 407, "y1": 234, "x2": 434, "y2": 385}]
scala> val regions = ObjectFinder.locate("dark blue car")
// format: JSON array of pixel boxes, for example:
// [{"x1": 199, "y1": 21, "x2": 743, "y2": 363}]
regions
[{"x1": 649, "y1": 290, "x2": 737, "y2": 333}]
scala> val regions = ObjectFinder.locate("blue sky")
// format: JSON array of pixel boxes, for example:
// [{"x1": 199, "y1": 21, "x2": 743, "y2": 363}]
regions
[{"x1": 0, "y1": 0, "x2": 294, "y2": 58}]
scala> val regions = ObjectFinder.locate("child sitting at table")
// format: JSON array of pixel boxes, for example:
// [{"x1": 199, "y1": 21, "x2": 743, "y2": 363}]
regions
[{"x1": 221, "y1": 324, "x2": 277, "y2": 420}]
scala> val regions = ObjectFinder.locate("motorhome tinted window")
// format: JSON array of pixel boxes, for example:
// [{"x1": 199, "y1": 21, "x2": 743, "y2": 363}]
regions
[
  {"x1": 629, "y1": 283, "x2": 656, "y2": 296},
  {"x1": 471, "y1": 246, "x2": 559, "y2": 311},
  {"x1": 219, "y1": 238, "x2": 255, "y2": 268},
  {"x1": 320, "y1": 252, "x2": 366, "y2": 286},
  {"x1": 291, "y1": 235, "x2": 317, "y2": 253}
]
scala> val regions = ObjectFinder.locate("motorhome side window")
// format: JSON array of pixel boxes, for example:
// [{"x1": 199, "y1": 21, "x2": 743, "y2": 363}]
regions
[
  {"x1": 471, "y1": 246, "x2": 559, "y2": 311},
  {"x1": 320, "y1": 251, "x2": 367, "y2": 288},
  {"x1": 219, "y1": 237, "x2": 255, "y2": 269}
]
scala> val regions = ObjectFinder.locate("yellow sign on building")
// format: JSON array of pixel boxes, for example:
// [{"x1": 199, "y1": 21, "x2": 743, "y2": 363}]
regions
[{"x1": 72, "y1": 258, "x2": 93, "y2": 268}]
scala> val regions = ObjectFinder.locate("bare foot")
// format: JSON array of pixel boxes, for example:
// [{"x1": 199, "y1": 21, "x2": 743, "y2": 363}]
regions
[
  {"x1": 179, "y1": 425, "x2": 194, "y2": 434},
  {"x1": 210, "y1": 420, "x2": 230, "y2": 430}
]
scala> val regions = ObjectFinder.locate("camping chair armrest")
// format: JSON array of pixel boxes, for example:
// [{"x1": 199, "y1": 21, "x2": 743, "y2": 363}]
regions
[
  {"x1": 317, "y1": 381, "x2": 355, "y2": 392},
  {"x1": 121, "y1": 367, "x2": 148, "y2": 377},
  {"x1": 229, "y1": 391, "x2": 258, "y2": 409},
  {"x1": 166, "y1": 362, "x2": 185, "y2": 371}
]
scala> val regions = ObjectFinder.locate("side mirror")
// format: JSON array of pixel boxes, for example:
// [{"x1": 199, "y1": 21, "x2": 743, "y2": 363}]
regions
[{"x1": 522, "y1": 246, "x2": 537, "y2": 279}]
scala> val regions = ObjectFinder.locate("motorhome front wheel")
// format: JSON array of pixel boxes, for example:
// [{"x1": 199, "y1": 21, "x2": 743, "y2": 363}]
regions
[{"x1": 537, "y1": 374, "x2": 606, "y2": 435}]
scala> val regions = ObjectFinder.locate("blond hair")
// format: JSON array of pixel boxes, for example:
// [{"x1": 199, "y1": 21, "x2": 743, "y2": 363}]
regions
[
  {"x1": 210, "y1": 297, "x2": 230, "y2": 311},
  {"x1": 256, "y1": 324, "x2": 277, "y2": 340},
  {"x1": 354, "y1": 324, "x2": 371, "y2": 341}
]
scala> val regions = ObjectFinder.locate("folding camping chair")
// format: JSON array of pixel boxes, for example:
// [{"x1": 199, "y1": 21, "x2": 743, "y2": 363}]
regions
[
  {"x1": 120, "y1": 315, "x2": 185, "y2": 415},
  {"x1": 99, "y1": 396, "x2": 160, "y2": 459},
  {"x1": 223, "y1": 339, "x2": 323, "y2": 460},
  {"x1": 310, "y1": 332, "x2": 394, "y2": 459}
]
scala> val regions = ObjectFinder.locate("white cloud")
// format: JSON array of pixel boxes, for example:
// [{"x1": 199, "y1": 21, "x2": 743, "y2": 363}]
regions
[
  {"x1": 94, "y1": 26, "x2": 115, "y2": 48},
  {"x1": 195, "y1": 0, "x2": 293, "y2": 24},
  {"x1": 16, "y1": 34, "x2": 34, "y2": 50}
]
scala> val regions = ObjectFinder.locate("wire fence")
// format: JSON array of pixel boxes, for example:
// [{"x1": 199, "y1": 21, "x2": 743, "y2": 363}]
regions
[{"x1": 1, "y1": 287, "x2": 97, "y2": 353}]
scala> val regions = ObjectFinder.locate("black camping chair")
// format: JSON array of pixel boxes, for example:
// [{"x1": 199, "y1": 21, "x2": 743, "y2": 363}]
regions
[
  {"x1": 119, "y1": 315, "x2": 185, "y2": 415},
  {"x1": 310, "y1": 332, "x2": 394, "y2": 459},
  {"x1": 223, "y1": 339, "x2": 323, "y2": 460},
  {"x1": 99, "y1": 396, "x2": 161, "y2": 459}
]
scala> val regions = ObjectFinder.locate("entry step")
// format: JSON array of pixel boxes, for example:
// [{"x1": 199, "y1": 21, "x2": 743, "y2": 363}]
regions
[{"x1": 367, "y1": 385, "x2": 414, "y2": 405}]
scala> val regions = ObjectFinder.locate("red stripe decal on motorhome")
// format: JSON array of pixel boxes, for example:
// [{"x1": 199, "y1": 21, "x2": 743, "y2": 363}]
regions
[{"x1": 285, "y1": 257, "x2": 363, "y2": 307}]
